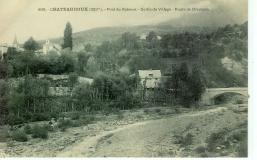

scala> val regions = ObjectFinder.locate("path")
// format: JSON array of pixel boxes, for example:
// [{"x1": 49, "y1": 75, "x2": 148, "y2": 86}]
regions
[{"x1": 57, "y1": 106, "x2": 242, "y2": 157}]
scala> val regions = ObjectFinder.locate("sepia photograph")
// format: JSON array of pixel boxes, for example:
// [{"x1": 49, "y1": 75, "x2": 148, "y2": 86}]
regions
[{"x1": 0, "y1": 0, "x2": 250, "y2": 158}]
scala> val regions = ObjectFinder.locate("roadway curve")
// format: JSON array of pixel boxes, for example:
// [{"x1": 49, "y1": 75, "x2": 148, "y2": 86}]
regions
[{"x1": 58, "y1": 106, "x2": 246, "y2": 157}]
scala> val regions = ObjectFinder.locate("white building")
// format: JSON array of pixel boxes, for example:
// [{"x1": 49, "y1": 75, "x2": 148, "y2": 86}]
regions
[
  {"x1": 138, "y1": 69, "x2": 162, "y2": 89},
  {"x1": 42, "y1": 40, "x2": 61, "y2": 55}
]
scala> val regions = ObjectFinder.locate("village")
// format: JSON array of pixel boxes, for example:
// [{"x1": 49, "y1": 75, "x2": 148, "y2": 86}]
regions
[{"x1": 0, "y1": 16, "x2": 248, "y2": 157}]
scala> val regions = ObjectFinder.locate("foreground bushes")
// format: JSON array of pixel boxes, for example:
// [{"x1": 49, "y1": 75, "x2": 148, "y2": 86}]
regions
[
  {"x1": 31, "y1": 125, "x2": 48, "y2": 139},
  {"x1": 11, "y1": 129, "x2": 28, "y2": 142},
  {"x1": 174, "y1": 133, "x2": 194, "y2": 147},
  {"x1": 57, "y1": 119, "x2": 73, "y2": 131}
]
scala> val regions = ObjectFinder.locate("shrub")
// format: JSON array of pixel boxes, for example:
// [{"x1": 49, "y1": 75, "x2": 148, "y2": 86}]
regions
[
  {"x1": 143, "y1": 109, "x2": 150, "y2": 114},
  {"x1": 11, "y1": 129, "x2": 28, "y2": 142},
  {"x1": 182, "y1": 133, "x2": 194, "y2": 146},
  {"x1": 24, "y1": 124, "x2": 32, "y2": 134},
  {"x1": 81, "y1": 115, "x2": 95, "y2": 124},
  {"x1": 174, "y1": 107, "x2": 181, "y2": 114},
  {"x1": 71, "y1": 120, "x2": 82, "y2": 127},
  {"x1": 0, "y1": 128, "x2": 9, "y2": 142},
  {"x1": 238, "y1": 137, "x2": 247, "y2": 157},
  {"x1": 174, "y1": 133, "x2": 193, "y2": 147},
  {"x1": 43, "y1": 124, "x2": 54, "y2": 132},
  {"x1": 31, "y1": 113, "x2": 50, "y2": 122},
  {"x1": 154, "y1": 108, "x2": 161, "y2": 113},
  {"x1": 206, "y1": 130, "x2": 229, "y2": 152},
  {"x1": 58, "y1": 119, "x2": 73, "y2": 131},
  {"x1": 195, "y1": 145, "x2": 206, "y2": 154},
  {"x1": 235, "y1": 99, "x2": 244, "y2": 104},
  {"x1": 7, "y1": 114, "x2": 25, "y2": 126},
  {"x1": 31, "y1": 125, "x2": 48, "y2": 139},
  {"x1": 71, "y1": 112, "x2": 80, "y2": 120},
  {"x1": 49, "y1": 112, "x2": 59, "y2": 119},
  {"x1": 23, "y1": 112, "x2": 33, "y2": 122}
]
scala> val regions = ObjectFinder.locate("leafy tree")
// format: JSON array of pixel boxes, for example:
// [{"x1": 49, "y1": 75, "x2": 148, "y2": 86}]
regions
[
  {"x1": 73, "y1": 82, "x2": 94, "y2": 111},
  {"x1": 84, "y1": 43, "x2": 92, "y2": 52},
  {"x1": 0, "y1": 79, "x2": 8, "y2": 124},
  {"x1": 146, "y1": 31, "x2": 158, "y2": 42},
  {"x1": 23, "y1": 37, "x2": 39, "y2": 51},
  {"x1": 76, "y1": 52, "x2": 90, "y2": 74},
  {"x1": 0, "y1": 62, "x2": 7, "y2": 78},
  {"x1": 63, "y1": 22, "x2": 73, "y2": 50},
  {"x1": 165, "y1": 63, "x2": 206, "y2": 107},
  {"x1": 58, "y1": 49, "x2": 76, "y2": 73},
  {"x1": 190, "y1": 66, "x2": 206, "y2": 103},
  {"x1": 120, "y1": 32, "x2": 140, "y2": 50},
  {"x1": 146, "y1": 31, "x2": 158, "y2": 49}
]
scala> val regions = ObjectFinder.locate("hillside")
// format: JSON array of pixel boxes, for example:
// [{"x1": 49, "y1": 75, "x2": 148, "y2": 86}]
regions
[{"x1": 46, "y1": 24, "x2": 216, "y2": 51}]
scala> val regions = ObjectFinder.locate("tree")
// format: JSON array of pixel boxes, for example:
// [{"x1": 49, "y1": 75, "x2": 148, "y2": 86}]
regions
[
  {"x1": 190, "y1": 66, "x2": 206, "y2": 103},
  {"x1": 165, "y1": 63, "x2": 205, "y2": 107},
  {"x1": 23, "y1": 37, "x2": 39, "y2": 51},
  {"x1": 146, "y1": 31, "x2": 159, "y2": 49},
  {"x1": 120, "y1": 32, "x2": 140, "y2": 50},
  {"x1": 84, "y1": 43, "x2": 92, "y2": 52},
  {"x1": 77, "y1": 52, "x2": 90, "y2": 74},
  {"x1": 63, "y1": 22, "x2": 73, "y2": 50},
  {"x1": 0, "y1": 62, "x2": 7, "y2": 79},
  {"x1": 146, "y1": 31, "x2": 158, "y2": 42},
  {"x1": 0, "y1": 79, "x2": 8, "y2": 124},
  {"x1": 73, "y1": 82, "x2": 94, "y2": 111}
]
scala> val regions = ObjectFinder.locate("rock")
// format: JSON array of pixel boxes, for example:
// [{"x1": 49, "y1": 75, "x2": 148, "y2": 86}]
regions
[
  {"x1": 90, "y1": 133, "x2": 96, "y2": 137},
  {"x1": 58, "y1": 146, "x2": 65, "y2": 151},
  {"x1": 232, "y1": 139, "x2": 238, "y2": 143},
  {"x1": 220, "y1": 145, "x2": 226, "y2": 149},
  {"x1": 216, "y1": 146, "x2": 221, "y2": 150},
  {"x1": 73, "y1": 133, "x2": 80, "y2": 136},
  {"x1": 88, "y1": 146, "x2": 95, "y2": 152}
]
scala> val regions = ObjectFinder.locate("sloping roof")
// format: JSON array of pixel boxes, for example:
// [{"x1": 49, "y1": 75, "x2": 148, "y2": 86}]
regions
[{"x1": 138, "y1": 70, "x2": 161, "y2": 79}]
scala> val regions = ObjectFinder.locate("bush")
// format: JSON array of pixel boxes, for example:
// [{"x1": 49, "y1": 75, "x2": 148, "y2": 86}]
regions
[
  {"x1": 43, "y1": 124, "x2": 54, "y2": 132},
  {"x1": 57, "y1": 119, "x2": 73, "y2": 131},
  {"x1": 31, "y1": 125, "x2": 48, "y2": 139},
  {"x1": 7, "y1": 114, "x2": 25, "y2": 126},
  {"x1": 71, "y1": 120, "x2": 82, "y2": 127},
  {"x1": 12, "y1": 129, "x2": 28, "y2": 142},
  {"x1": 195, "y1": 145, "x2": 206, "y2": 154},
  {"x1": 0, "y1": 128, "x2": 9, "y2": 142},
  {"x1": 174, "y1": 133, "x2": 193, "y2": 147},
  {"x1": 31, "y1": 113, "x2": 50, "y2": 122},
  {"x1": 143, "y1": 109, "x2": 150, "y2": 114},
  {"x1": 154, "y1": 108, "x2": 161, "y2": 113},
  {"x1": 238, "y1": 137, "x2": 247, "y2": 157},
  {"x1": 80, "y1": 115, "x2": 95, "y2": 125},
  {"x1": 23, "y1": 112, "x2": 33, "y2": 122},
  {"x1": 235, "y1": 99, "x2": 244, "y2": 104},
  {"x1": 49, "y1": 112, "x2": 59, "y2": 119},
  {"x1": 206, "y1": 130, "x2": 229, "y2": 152},
  {"x1": 71, "y1": 112, "x2": 80, "y2": 120},
  {"x1": 24, "y1": 124, "x2": 32, "y2": 134}
]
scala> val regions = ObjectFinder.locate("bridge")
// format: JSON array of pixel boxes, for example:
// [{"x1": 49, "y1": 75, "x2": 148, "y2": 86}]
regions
[{"x1": 201, "y1": 87, "x2": 248, "y2": 105}]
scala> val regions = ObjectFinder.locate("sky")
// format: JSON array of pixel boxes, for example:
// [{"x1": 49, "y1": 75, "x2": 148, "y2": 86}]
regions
[{"x1": 0, "y1": 0, "x2": 247, "y2": 43}]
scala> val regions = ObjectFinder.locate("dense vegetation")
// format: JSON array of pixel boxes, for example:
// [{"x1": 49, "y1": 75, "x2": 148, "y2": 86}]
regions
[{"x1": 0, "y1": 22, "x2": 247, "y2": 125}]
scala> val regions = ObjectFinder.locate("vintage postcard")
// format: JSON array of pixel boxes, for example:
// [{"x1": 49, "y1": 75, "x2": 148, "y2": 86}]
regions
[{"x1": 0, "y1": 0, "x2": 248, "y2": 158}]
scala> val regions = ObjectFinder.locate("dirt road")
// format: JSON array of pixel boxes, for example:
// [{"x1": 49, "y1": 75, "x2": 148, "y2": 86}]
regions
[{"x1": 58, "y1": 106, "x2": 246, "y2": 157}]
